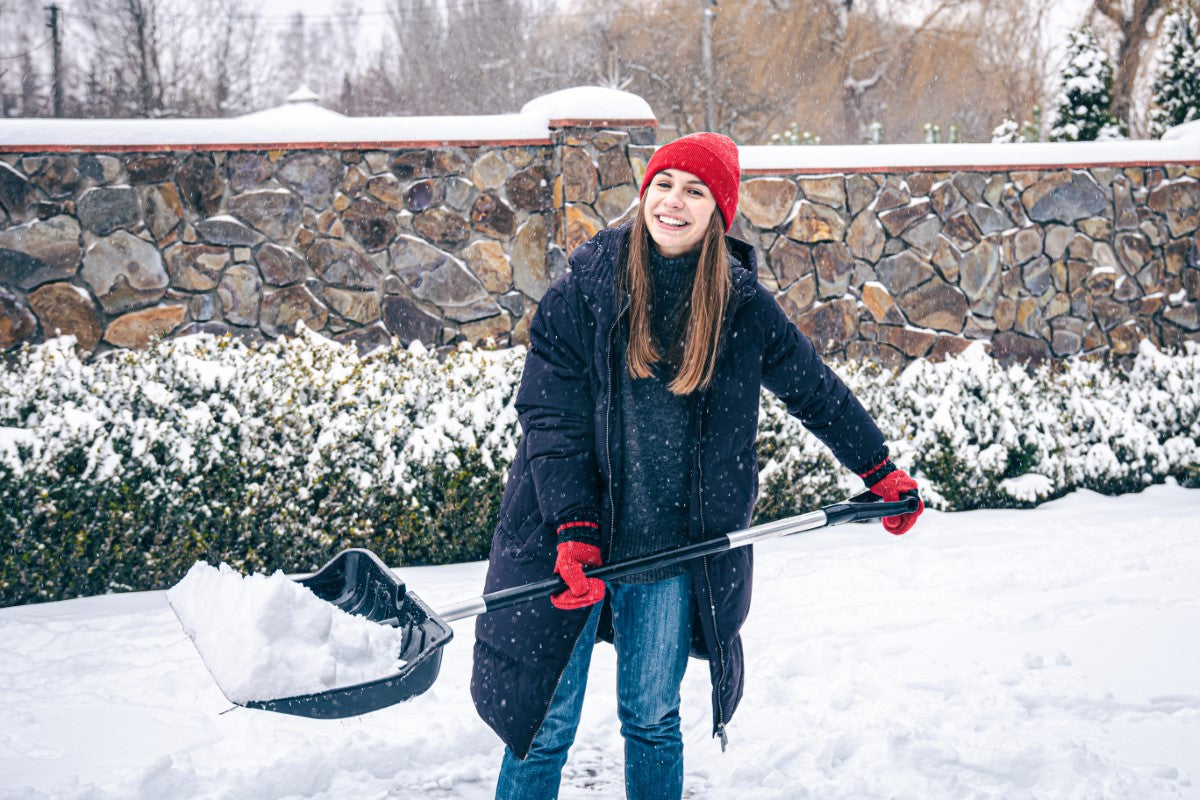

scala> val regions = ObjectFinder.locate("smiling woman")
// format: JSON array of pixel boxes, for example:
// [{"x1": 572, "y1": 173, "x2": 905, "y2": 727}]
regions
[
  {"x1": 623, "y1": 133, "x2": 741, "y2": 396},
  {"x1": 471, "y1": 131, "x2": 924, "y2": 800},
  {"x1": 625, "y1": 171, "x2": 729, "y2": 395}
]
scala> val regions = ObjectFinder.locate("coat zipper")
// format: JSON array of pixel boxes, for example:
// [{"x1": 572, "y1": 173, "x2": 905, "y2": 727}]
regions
[
  {"x1": 696, "y1": 392, "x2": 729, "y2": 751},
  {"x1": 604, "y1": 298, "x2": 628, "y2": 562},
  {"x1": 702, "y1": 264, "x2": 758, "y2": 752},
  {"x1": 534, "y1": 615, "x2": 593, "y2": 758}
]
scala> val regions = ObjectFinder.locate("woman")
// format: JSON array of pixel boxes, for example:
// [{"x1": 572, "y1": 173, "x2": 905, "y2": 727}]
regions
[{"x1": 471, "y1": 132, "x2": 922, "y2": 800}]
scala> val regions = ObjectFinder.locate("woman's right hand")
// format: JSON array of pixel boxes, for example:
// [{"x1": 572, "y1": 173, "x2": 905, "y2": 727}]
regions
[{"x1": 551, "y1": 541, "x2": 606, "y2": 609}]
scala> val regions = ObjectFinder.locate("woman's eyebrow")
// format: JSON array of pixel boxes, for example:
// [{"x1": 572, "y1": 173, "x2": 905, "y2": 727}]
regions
[{"x1": 656, "y1": 170, "x2": 707, "y2": 189}]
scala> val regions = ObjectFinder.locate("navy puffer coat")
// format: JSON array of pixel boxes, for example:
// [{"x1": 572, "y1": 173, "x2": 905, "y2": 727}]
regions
[{"x1": 471, "y1": 221, "x2": 888, "y2": 758}]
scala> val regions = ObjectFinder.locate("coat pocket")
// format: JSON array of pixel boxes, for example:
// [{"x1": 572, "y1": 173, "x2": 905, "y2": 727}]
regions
[{"x1": 496, "y1": 503, "x2": 550, "y2": 565}]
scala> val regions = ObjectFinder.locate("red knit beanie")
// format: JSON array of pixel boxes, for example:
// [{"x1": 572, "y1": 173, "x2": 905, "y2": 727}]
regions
[{"x1": 639, "y1": 132, "x2": 740, "y2": 233}]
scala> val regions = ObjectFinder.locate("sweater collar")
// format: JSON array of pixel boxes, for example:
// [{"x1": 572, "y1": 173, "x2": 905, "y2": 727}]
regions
[{"x1": 648, "y1": 246, "x2": 700, "y2": 300}]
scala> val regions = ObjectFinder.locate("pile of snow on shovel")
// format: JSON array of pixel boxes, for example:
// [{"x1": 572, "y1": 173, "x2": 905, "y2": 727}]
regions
[{"x1": 167, "y1": 562, "x2": 405, "y2": 703}]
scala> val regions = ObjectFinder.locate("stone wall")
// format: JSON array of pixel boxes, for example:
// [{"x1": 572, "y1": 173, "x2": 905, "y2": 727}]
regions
[
  {"x1": 1, "y1": 109, "x2": 1198, "y2": 366},
  {"x1": 732, "y1": 165, "x2": 1200, "y2": 367},
  {"x1": 0, "y1": 145, "x2": 560, "y2": 355}
]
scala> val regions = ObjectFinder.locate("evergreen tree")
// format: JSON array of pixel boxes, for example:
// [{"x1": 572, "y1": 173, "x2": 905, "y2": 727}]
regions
[
  {"x1": 1049, "y1": 27, "x2": 1126, "y2": 142},
  {"x1": 1149, "y1": 3, "x2": 1200, "y2": 137}
]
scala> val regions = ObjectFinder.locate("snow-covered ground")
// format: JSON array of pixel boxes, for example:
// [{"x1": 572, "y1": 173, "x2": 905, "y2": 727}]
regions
[{"x1": 1, "y1": 484, "x2": 1198, "y2": 800}]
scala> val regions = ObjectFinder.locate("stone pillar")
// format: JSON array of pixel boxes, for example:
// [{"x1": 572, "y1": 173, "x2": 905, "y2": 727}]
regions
[{"x1": 516, "y1": 87, "x2": 658, "y2": 335}]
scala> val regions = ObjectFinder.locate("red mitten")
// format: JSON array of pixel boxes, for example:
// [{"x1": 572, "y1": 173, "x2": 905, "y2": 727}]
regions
[
  {"x1": 861, "y1": 461, "x2": 924, "y2": 536},
  {"x1": 550, "y1": 541, "x2": 606, "y2": 610}
]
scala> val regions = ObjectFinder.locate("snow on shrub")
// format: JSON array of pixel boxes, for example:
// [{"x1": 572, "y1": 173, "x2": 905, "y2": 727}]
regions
[
  {"x1": 725, "y1": 341, "x2": 1197, "y2": 512},
  {"x1": 1, "y1": 331, "x2": 1197, "y2": 605},
  {"x1": 0, "y1": 328, "x2": 521, "y2": 604}
]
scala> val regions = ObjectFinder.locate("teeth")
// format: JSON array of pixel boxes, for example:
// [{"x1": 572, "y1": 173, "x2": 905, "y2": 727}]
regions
[{"x1": 658, "y1": 215, "x2": 687, "y2": 227}]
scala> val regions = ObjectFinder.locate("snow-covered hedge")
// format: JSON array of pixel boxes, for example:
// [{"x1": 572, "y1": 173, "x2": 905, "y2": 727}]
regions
[
  {"x1": 0, "y1": 329, "x2": 520, "y2": 605},
  {"x1": 2, "y1": 332, "x2": 1198, "y2": 605}
]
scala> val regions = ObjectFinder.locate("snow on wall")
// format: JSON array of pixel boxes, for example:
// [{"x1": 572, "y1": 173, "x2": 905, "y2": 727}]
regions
[
  {"x1": 0, "y1": 113, "x2": 555, "y2": 149},
  {"x1": 740, "y1": 138, "x2": 1200, "y2": 173},
  {"x1": 0, "y1": 86, "x2": 658, "y2": 150}
]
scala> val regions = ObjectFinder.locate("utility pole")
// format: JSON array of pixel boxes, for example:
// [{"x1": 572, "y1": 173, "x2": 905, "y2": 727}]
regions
[
  {"x1": 46, "y1": 4, "x2": 63, "y2": 117},
  {"x1": 701, "y1": 0, "x2": 716, "y2": 132}
]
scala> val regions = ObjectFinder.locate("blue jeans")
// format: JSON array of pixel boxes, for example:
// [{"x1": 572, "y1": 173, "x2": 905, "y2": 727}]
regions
[{"x1": 495, "y1": 573, "x2": 693, "y2": 800}]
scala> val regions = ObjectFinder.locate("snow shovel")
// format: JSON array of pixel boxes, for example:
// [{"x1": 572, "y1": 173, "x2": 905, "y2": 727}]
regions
[{"x1": 235, "y1": 491, "x2": 920, "y2": 719}]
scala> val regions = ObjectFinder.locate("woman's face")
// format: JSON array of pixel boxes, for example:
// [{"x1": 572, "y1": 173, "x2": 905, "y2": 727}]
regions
[{"x1": 641, "y1": 168, "x2": 718, "y2": 257}]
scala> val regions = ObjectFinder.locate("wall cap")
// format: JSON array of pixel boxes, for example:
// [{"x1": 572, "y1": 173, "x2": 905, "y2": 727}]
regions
[
  {"x1": 740, "y1": 139, "x2": 1199, "y2": 174},
  {"x1": 0, "y1": 86, "x2": 659, "y2": 151},
  {"x1": 520, "y1": 86, "x2": 657, "y2": 127}
]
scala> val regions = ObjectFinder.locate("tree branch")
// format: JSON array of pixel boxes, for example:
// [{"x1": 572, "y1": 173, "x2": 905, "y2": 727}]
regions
[{"x1": 843, "y1": 59, "x2": 888, "y2": 98}]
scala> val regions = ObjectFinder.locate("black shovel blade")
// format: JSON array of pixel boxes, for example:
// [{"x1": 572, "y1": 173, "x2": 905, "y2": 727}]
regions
[{"x1": 243, "y1": 549, "x2": 454, "y2": 719}]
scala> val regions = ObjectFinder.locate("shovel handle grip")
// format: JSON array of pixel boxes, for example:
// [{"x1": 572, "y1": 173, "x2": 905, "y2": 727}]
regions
[
  {"x1": 436, "y1": 493, "x2": 921, "y2": 623},
  {"x1": 822, "y1": 490, "x2": 920, "y2": 526}
]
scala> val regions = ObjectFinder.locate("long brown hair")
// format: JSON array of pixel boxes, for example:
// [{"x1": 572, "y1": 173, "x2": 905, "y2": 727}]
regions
[{"x1": 620, "y1": 207, "x2": 731, "y2": 395}]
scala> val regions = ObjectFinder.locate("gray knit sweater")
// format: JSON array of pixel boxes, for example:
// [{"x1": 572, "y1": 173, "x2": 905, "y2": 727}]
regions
[{"x1": 611, "y1": 248, "x2": 699, "y2": 583}]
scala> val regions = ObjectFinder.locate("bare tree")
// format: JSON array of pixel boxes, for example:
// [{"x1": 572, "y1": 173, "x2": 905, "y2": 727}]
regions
[
  {"x1": 830, "y1": 0, "x2": 985, "y2": 141},
  {"x1": 969, "y1": 0, "x2": 1055, "y2": 129},
  {"x1": 1089, "y1": 0, "x2": 1169, "y2": 133},
  {"x1": 370, "y1": 0, "x2": 450, "y2": 113},
  {"x1": 78, "y1": 0, "x2": 176, "y2": 116},
  {"x1": 321, "y1": 1, "x2": 364, "y2": 114},
  {"x1": 271, "y1": 12, "x2": 309, "y2": 102},
  {"x1": 193, "y1": 0, "x2": 262, "y2": 116},
  {"x1": 0, "y1": 0, "x2": 51, "y2": 117},
  {"x1": 574, "y1": 0, "x2": 788, "y2": 140},
  {"x1": 766, "y1": 0, "x2": 1055, "y2": 142},
  {"x1": 549, "y1": 0, "x2": 1053, "y2": 144},
  {"x1": 0, "y1": 0, "x2": 1061, "y2": 143},
  {"x1": 370, "y1": 0, "x2": 561, "y2": 115}
]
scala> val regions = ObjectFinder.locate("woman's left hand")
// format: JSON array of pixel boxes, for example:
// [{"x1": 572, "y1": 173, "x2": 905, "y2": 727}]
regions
[{"x1": 864, "y1": 464, "x2": 924, "y2": 535}]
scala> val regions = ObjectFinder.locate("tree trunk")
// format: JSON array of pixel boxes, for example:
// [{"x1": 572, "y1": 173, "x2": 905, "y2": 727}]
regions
[{"x1": 1093, "y1": 0, "x2": 1166, "y2": 133}]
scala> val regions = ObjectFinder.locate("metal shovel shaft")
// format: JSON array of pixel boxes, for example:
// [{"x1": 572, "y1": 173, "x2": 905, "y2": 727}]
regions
[
  {"x1": 183, "y1": 494, "x2": 917, "y2": 719},
  {"x1": 435, "y1": 493, "x2": 918, "y2": 623}
]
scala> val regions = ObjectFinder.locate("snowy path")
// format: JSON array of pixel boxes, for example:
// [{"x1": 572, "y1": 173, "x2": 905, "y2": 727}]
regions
[{"x1": 1, "y1": 484, "x2": 1198, "y2": 799}]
